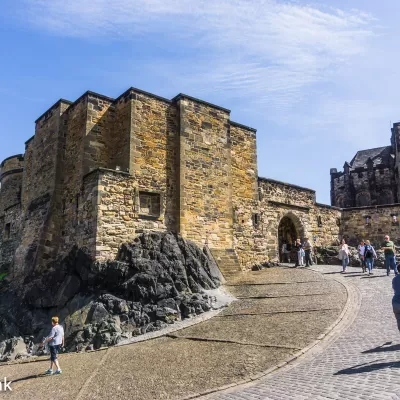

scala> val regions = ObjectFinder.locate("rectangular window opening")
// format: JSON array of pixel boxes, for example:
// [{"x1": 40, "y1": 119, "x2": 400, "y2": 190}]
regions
[
  {"x1": 252, "y1": 213, "x2": 260, "y2": 228},
  {"x1": 139, "y1": 192, "x2": 161, "y2": 217}
]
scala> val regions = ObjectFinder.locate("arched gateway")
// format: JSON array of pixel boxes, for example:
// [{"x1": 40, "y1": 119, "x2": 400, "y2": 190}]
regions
[{"x1": 278, "y1": 213, "x2": 304, "y2": 262}]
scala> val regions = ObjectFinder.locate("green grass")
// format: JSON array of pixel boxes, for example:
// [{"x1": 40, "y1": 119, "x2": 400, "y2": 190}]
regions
[{"x1": 0, "y1": 272, "x2": 8, "y2": 281}]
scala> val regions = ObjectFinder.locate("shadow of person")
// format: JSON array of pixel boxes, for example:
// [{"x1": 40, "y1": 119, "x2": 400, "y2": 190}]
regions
[
  {"x1": 334, "y1": 359, "x2": 400, "y2": 375},
  {"x1": 362, "y1": 342, "x2": 400, "y2": 354},
  {"x1": 11, "y1": 373, "x2": 49, "y2": 383}
]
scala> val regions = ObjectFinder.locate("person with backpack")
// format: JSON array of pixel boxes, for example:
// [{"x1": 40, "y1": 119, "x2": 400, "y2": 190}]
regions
[
  {"x1": 381, "y1": 235, "x2": 398, "y2": 276},
  {"x1": 363, "y1": 240, "x2": 377, "y2": 275}
]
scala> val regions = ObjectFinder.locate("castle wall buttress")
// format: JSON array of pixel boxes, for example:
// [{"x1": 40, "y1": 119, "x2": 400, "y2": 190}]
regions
[
  {"x1": 129, "y1": 90, "x2": 179, "y2": 234},
  {"x1": 176, "y1": 96, "x2": 233, "y2": 249},
  {"x1": 12, "y1": 101, "x2": 71, "y2": 276},
  {"x1": 0, "y1": 155, "x2": 24, "y2": 272},
  {"x1": 230, "y1": 123, "x2": 259, "y2": 267}
]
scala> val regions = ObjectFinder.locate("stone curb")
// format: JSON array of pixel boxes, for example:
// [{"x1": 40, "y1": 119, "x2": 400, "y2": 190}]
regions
[{"x1": 183, "y1": 267, "x2": 361, "y2": 400}]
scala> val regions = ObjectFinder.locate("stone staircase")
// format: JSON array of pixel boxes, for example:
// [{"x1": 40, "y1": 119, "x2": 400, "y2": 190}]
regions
[{"x1": 209, "y1": 248, "x2": 242, "y2": 279}]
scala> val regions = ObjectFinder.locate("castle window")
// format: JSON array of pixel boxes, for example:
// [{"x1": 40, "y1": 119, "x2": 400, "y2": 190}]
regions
[
  {"x1": 4, "y1": 223, "x2": 10, "y2": 240},
  {"x1": 358, "y1": 172, "x2": 363, "y2": 178},
  {"x1": 336, "y1": 218, "x2": 341, "y2": 227},
  {"x1": 317, "y1": 216, "x2": 322, "y2": 227},
  {"x1": 139, "y1": 192, "x2": 161, "y2": 217},
  {"x1": 365, "y1": 215, "x2": 371, "y2": 226},
  {"x1": 252, "y1": 213, "x2": 260, "y2": 228}
]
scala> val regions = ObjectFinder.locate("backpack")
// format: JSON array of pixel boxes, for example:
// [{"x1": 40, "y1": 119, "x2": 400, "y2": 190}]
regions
[{"x1": 364, "y1": 246, "x2": 373, "y2": 258}]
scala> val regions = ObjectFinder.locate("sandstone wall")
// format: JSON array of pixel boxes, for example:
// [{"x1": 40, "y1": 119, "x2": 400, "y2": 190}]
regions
[
  {"x1": 13, "y1": 101, "x2": 71, "y2": 274},
  {"x1": 230, "y1": 123, "x2": 259, "y2": 268},
  {"x1": 60, "y1": 97, "x2": 89, "y2": 257},
  {"x1": 342, "y1": 204, "x2": 400, "y2": 246},
  {"x1": 231, "y1": 178, "x2": 342, "y2": 268},
  {"x1": 113, "y1": 92, "x2": 133, "y2": 172},
  {"x1": 177, "y1": 96, "x2": 232, "y2": 249},
  {"x1": 94, "y1": 170, "x2": 167, "y2": 260},
  {"x1": 130, "y1": 90, "x2": 179, "y2": 233},
  {"x1": 83, "y1": 93, "x2": 115, "y2": 174}
]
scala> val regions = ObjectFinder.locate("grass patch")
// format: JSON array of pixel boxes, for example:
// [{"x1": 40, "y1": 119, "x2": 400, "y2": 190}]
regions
[{"x1": 0, "y1": 272, "x2": 8, "y2": 281}]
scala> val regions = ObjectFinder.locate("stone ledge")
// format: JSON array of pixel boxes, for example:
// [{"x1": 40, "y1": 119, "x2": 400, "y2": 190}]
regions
[
  {"x1": 343, "y1": 203, "x2": 400, "y2": 211},
  {"x1": 315, "y1": 202, "x2": 342, "y2": 211},
  {"x1": 230, "y1": 121, "x2": 257, "y2": 133},
  {"x1": 0, "y1": 155, "x2": 24, "y2": 168},
  {"x1": 258, "y1": 176, "x2": 315, "y2": 193},
  {"x1": 82, "y1": 167, "x2": 131, "y2": 181},
  {"x1": 268, "y1": 200, "x2": 310, "y2": 212},
  {"x1": 115, "y1": 87, "x2": 172, "y2": 104},
  {"x1": 172, "y1": 93, "x2": 231, "y2": 114},
  {"x1": 34, "y1": 98, "x2": 73, "y2": 123}
]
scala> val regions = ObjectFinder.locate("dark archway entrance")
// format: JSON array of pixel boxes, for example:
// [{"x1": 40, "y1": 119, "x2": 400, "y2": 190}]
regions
[{"x1": 278, "y1": 214, "x2": 304, "y2": 262}]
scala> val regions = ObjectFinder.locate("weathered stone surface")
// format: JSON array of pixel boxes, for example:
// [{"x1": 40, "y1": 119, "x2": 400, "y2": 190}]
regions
[{"x1": 0, "y1": 232, "x2": 221, "y2": 355}]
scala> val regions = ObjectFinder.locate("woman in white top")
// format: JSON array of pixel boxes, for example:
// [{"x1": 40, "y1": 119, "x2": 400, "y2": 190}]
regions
[{"x1": 339, "y1": 239, "x2": 350, "y2": 273}]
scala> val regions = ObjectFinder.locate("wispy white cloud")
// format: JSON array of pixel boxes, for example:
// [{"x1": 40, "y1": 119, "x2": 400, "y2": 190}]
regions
[{"x1": 20, "y1": 0, "x2": 377, "y2": 118}]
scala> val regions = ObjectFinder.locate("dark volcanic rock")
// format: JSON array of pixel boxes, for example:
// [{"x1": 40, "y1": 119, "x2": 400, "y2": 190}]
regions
[{"x1": 0, "y1": 232, "x2": 221, "y2": 355}]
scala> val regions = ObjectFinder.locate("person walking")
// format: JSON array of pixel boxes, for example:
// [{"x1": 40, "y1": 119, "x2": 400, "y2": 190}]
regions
[
  {"x1": 381, "y1": 235, "x2": 398, "y2": 276},
  {"x1": 358, "y1": 240, "x2": 366, "y2": 273},
  {"x1": 363, "y1": 240, "x2": 377, "y2": 275},
  {"x1": 42, "y1": 316, "x2": 64, "y2": 375},
  {"x1": 294, "y1": 238, "x2": 303, "y2": 267},
  {"x1": 339, "y1": 238, "x2": 350, "y2": 273},
  {"x1": 303, "y1": 237, "x2": 313, "y2": 267}
]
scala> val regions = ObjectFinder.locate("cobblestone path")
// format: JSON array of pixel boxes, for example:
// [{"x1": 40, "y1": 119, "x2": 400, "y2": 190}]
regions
[{"x1": 210, "y1": 265, "x2": 400, "y2": 400}]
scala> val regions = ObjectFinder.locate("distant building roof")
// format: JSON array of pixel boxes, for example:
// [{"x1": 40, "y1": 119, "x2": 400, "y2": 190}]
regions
[{"x1": 349, "y1": 146, "x2": 392, "y2": 168}]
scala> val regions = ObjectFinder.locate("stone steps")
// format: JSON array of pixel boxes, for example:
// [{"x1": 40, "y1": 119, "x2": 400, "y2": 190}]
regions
[{"x1": 210, "y1": 249, "x2": 242, "y2": 279}]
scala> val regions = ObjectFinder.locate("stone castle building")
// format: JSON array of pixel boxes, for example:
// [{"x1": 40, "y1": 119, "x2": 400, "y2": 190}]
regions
[{"x1": 0, "y1": 87, "x2": 399, "y2": 277}]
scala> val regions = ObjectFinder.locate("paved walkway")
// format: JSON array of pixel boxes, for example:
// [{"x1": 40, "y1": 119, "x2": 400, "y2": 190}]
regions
[{"x1": 209, "y1": 265, "x2": 400, "y2": 400}]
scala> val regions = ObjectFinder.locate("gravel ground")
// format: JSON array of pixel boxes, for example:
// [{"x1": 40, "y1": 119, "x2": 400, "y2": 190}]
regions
[{"x1": 0, "y1": 267, "x2": 347, "y2": 400}]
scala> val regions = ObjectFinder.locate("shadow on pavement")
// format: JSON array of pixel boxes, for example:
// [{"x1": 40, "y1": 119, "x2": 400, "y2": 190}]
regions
[
  {"x1": 11, "y1": 374, "x2": 48, "y2": 383},
  {"x1": 321, "y1": 271, "x2": 343, "y2": 275},
  {"x1": 362, "y1": 342, "x2": 400, "y2": 354},
  {"x1": 334, "y1": 359, "x2": 400, "y2": 375},
  {"x1": 360, "y1": 275, "x2": 387, "y2": 279}
]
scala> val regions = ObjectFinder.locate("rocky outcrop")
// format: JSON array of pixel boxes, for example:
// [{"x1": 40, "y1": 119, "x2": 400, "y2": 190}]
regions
[{"x1": 0, "y1": 232, "x2": 222, "y2": 356}]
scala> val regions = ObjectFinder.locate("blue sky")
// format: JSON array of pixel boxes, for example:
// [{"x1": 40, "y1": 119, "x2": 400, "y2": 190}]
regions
[{"x1": 1, "y1": 0, "x2": 399, "y2": 204}]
